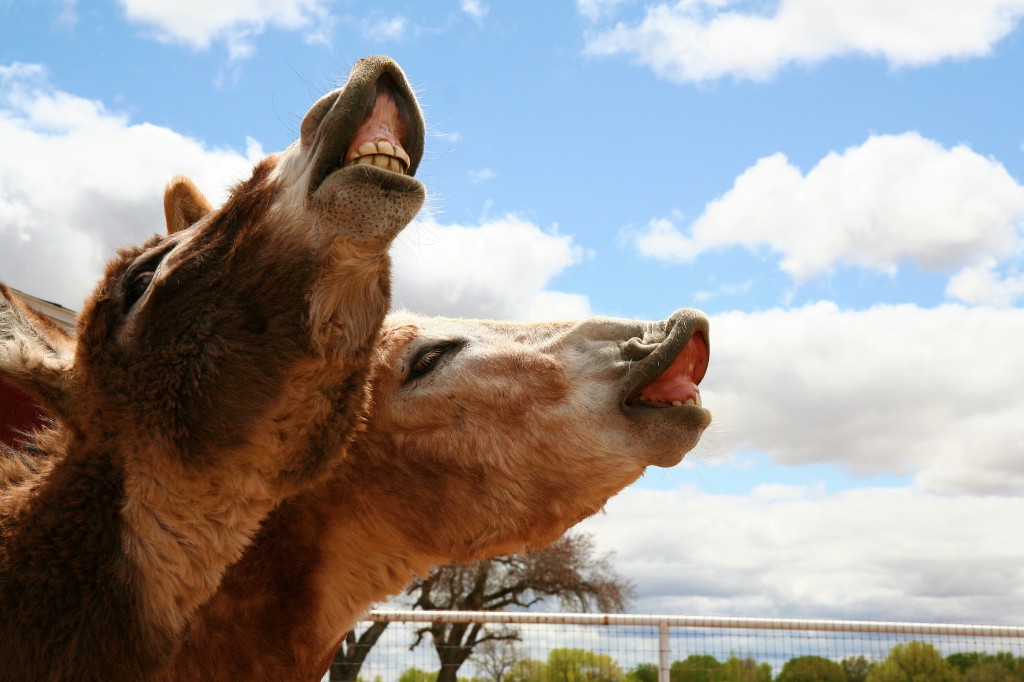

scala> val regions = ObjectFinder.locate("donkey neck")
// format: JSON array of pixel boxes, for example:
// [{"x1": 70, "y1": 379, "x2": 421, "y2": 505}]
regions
[{"x1": 119, "y1": 439, "x2": 279, "y2": 638}]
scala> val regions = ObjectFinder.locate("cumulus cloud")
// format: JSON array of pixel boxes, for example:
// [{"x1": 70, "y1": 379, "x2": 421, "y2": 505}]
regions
[
  {"x1": 629, "y1": 133, "x2": 1024, "y2": 301},
  {"x1": 392, "y1": 215, "x2": 591, "y2": 321},
  {"x1": 0, "y1": 63, "x2": 591, "y2": 321},
  {"x1": 117, "y1": 0, "x2": 333, "y2": 58},
  {"x1": 702, "y1": 302, "x2": 1024, "y2": 495},
  {"x1": 582, "y1": 0, "x2": 1024, "y2": 83},
  {"x1": 582, "y1": 484, "x2": 1024, "y2": 624},
  {"x1": 0, "y1": 62, "x2": 261, "y2": 309},
  {"x1": 946, "y1": 259, "x2": 1024, "y2": 307}
]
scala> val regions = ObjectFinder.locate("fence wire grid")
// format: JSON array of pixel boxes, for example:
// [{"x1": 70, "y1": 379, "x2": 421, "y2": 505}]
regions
[{"x1": 329, "y1": 610, "x2": 1024, "y2": 682}]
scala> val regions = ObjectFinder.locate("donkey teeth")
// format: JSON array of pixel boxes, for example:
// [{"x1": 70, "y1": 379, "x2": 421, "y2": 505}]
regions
[
  {"x1": 352, "y1": 155, "x2": 406, "y2": 173},
  {"x1": 634, "y1": 394, "x2": 701, "y2": 408},
  {"x1": 644, "y1": 396, "x2": 700, "y2": 408},
  {"x1": 345, "y1": 140, "x2": 411, "y2": 174}
]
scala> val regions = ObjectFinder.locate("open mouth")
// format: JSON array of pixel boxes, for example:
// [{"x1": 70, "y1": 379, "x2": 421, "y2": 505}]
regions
[
  {"x1": 342, "y1": 80, "x2": 414, "y2": 174},
  {"x1": 306, "y1": 59, "x2": 425, "y2": 196},
  {"x1": 621, "y1": 312, "x2": 709, "y2": 411}
]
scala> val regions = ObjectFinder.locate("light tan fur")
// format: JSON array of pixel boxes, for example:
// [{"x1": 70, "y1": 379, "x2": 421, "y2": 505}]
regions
[{"x1": 165, "y1": 310, "x2": 712, "y2": 681}]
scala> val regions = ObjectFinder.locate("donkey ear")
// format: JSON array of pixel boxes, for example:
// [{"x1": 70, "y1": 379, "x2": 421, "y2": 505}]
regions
[
  {"x1": 163, "y1": 175, "x2": 213, "y2": 235},
  {"x1": 0, "y1": 284, "x2": 74, "y2": 416}
]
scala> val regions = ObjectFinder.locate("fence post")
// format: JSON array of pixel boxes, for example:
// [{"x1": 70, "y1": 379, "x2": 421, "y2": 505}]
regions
[{"x1": 658, "y1": 622, "x2": 670, "y2": 682}]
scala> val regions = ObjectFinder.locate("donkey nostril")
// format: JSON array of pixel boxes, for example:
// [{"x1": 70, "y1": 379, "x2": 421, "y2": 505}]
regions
[{"x1": 620, "y1": 337, "x2": 659, "y2": 361}]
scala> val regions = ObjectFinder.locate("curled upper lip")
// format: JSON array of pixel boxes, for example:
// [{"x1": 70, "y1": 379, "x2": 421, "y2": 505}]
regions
[
  {"x1": 305, "y1": 56, "x2": 426, "y2": 196},
  {"x1": 618, "y1": 309, "x2": 710, "y2": 409}
]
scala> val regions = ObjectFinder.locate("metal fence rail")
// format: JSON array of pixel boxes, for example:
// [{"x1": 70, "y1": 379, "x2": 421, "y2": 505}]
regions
[
  {"x1": 334, "y1": 610, "x2": 1024, "y2": 682},
  {"x1": 368, "y1": 609, "x2": 1024, "y2": 638}
]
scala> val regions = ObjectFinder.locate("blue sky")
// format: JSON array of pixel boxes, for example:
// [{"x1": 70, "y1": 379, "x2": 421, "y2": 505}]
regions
[{"x1": 2, "y1": 1, "x2": 1024, "y2": 626}]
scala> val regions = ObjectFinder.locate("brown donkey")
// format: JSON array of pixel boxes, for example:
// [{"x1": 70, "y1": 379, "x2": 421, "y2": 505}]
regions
[
  {"x1": 0, "y1": 56, "x2": 425, "y2": 681},
  {"x1": 162, "y1": 308, "x2": 711, "y2": 680}
]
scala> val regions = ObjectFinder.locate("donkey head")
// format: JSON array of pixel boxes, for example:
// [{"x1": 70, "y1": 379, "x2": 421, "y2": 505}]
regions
[
  {"x1": 2, "y1": 55, "x2": 426, "y2": 493},
  {"x1": 0, "y1": 56, "x2": 432, "y2": 681},
  {"x1": 351, "y1": 309, "x2": 712, "y2": 559}
]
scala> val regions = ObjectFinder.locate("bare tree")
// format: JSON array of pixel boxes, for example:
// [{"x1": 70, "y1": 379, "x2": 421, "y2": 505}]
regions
[
  {"x1": 330, "y1": 532, "x2": 633, "y2": 682},
  {"x1": 472, "y1": 639, "x2": 524, "y2": 682},
  {"x1": 410, "y1": 532, "x2": 633, "y2": 682}
]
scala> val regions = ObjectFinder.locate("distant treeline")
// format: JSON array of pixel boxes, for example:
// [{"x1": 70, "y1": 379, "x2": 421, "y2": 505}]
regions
[{"x1": 382, "y1": 641, "x2": 1024, "y2": 682}]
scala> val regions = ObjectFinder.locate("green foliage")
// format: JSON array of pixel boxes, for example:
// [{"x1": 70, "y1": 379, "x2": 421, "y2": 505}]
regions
[
  {"x1": 962, "y1": 661, "x2": 1019, "y2": 682},
  {"x1": 625, "y1": 663, "x2": 658, "y2": 682},
  {"x1": 842, "y1": 656, "x2": 872, "y2": 682},
  {"x1": 866, "y1": 641, "x2": 961, "y2": 682},
  {"x1": 776, "y1": 655, "x2": 846, "y2": 682},
  {"x1": 955, "y1": 653, "x2": 1024, "y2": 682},
  {"x1": 397, "y1": 671, "x2": 482, "y2": 682},
  {"x1": 718, "y1": 656, "x2": 771, "y2": 682},
  {"x1": 670, "y1": 654, "x2": 720, "y2": 682},
  {"x1": 950, "y1": 654, "x2": 989, "y2": 673},
  {"x1": 407, "y1": 644, "x2": 1024, "y2": 682},
  {"x1": 545, "y1": 648, "x2": 623, "y2": 682},
  {"x1": 667, "y1": 654, "x2": 768, "y2": 682},
  {"x1": 399, "y1": 668, "x2": 439, "y2": 682},
  {"x1": 507, "y1": 658, "x2": 547, "y2": 682}
]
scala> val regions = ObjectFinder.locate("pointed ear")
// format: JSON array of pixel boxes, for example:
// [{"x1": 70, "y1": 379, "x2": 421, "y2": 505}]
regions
[
  {"x1": 163, "y1": 175, "x2": 213, "y2": 235},
  {"x1": 0, "y1": 284, "x2": 74, "y2": 416}
]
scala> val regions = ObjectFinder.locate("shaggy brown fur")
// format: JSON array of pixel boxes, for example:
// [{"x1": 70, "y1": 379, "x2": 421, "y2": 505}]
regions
[
  {"x1": 0, "y1": 55, "x2": 425, "y2": 682},
  {"x1": 162, "y1": 310, "x2": 712, "y2": 681}
]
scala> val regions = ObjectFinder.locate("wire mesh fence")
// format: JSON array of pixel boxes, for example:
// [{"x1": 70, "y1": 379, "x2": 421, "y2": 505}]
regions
[{"x1": 329, "y1": 610, "x2": 1024, "y2": 682}]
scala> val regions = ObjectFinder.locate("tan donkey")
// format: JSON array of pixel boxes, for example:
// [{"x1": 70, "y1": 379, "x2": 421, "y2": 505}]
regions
[
  {"x1": 163, "y1": 306, "x2": 711, "y2": 680},
  {"x1": 0, "y1": 56, "x2": 425, "y2": 681}
]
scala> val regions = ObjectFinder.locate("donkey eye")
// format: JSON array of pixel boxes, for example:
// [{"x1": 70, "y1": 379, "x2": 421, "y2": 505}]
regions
[
  {"x1": 123, "y1": 246, "x2": 171, "y2": 311},
  {"x1": 125, "y1": 271, "x2": 155, "y2": 309},
  {"x1": 408, "y1": 343, "x2": 458, "y2": 381}
]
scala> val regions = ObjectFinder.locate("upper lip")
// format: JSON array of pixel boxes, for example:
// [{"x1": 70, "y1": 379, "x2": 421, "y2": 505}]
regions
[
  {"x1": 619, "y1": 309, "x2": 710, "y2": 410},
  {"x1": 306, "y1": 59, "x2": 426, "y2": 196}
]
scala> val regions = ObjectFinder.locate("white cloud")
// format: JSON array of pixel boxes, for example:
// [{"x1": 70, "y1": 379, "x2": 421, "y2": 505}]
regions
[
  {"x1": 693, "y1": 278, "x2": 754, "y2": 303},
  {"x1": 582, "y1": 484, "x2": 1024, "y2": 624},
  {"x1": 702, "y1": 302, "x2": 1024, "y2": 495},
  {"x1": 582, "y1": 0, "x2": 1024, "y2": 83},
  {"x1": 946, "y1": 259, "x2": 1024, "y2": 307},
  {"x1": 117, "y1": 0, "x2": 333, "y2": 58},
  {"x1": 469, "y1": 167, "x2": 496, "y2": 184},
  {"x1": 391, "y1": 215, "x2": 591, "y2": 321},
  {"x1": 577, "y1": 0, "x2": 631, "y2": 22},
  {"x1": 56, "y1": 0, "x2": 78, "y2": 26},
  {"x1": 0, "y1": 63, "x2": 262, "y2": 309},
  {"x1": 461, "y1": 0, "x2": 489, "y2": 21},
  {"x1": 629, "y1": 133, "x2": 1024, "y2": 298},
  {"x1": 360, "y1": 15, "x2": 407, "y2": 42}
]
